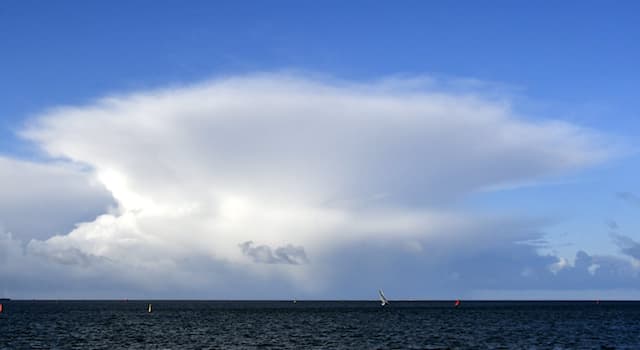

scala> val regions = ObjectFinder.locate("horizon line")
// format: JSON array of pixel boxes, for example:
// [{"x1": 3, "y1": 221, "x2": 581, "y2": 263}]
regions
[{"x1": 2, "y1": 299, "x2": 637, "y2": 302}]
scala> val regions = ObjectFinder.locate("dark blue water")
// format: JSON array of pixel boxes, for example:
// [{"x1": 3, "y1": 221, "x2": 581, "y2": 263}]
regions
[{"x1": 1, "y1": 301, "x2": 639, "y2": 349}]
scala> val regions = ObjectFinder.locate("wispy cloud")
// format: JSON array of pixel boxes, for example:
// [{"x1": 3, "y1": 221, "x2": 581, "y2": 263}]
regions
[
  {"x1": 606, "y1": 219, "x2": 619, "y2": 231},
  {"x1": 617, "y1": 192, "x2": 640, "y2": 207},
  {"x1": 611, "y1": 233, "x2": 640, "y2": 260}
]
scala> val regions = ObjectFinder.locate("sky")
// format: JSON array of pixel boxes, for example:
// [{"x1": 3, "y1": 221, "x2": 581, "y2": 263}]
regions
[{"x1": 1, "y1": 1, "x2": 640, "y2": 299}]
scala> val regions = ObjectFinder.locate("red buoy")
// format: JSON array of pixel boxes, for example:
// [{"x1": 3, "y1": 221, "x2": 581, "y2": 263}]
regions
[
  {"x1": 454, "y1": 299, "x2": 461, "y2": 307},
  {"x1": 0, "y1": 303, "x2": 3, "y2": 313}
]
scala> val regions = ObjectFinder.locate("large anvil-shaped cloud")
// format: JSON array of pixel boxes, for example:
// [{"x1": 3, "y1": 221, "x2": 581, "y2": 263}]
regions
[{"x1": 3, "y1": 74, "x2": 624, "y2": 297}]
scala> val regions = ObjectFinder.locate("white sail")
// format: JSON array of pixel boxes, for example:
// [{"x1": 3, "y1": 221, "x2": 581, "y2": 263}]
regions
[{"x1": 379, "y1": 289, "x2": 389, "y2": 306}]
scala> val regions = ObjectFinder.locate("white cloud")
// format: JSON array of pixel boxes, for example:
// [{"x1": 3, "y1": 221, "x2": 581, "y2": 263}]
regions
[
  {"x1": 1, "y1": 73, "x2": 623, "y2": 297},
  {"x1": 549, "y1": 257, "x2": 569, "y2": 274},
  {"x1": 0, "y1": 157, "x2": 113, "y2": 241}
]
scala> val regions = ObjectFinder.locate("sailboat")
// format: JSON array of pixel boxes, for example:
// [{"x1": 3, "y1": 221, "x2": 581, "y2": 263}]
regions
[
  {"x1": 379, "y1": 289, "x2": 389, "y2": 306},
  {"x1": 148, "y1": 303, "x2": 152, "y2": 313}
]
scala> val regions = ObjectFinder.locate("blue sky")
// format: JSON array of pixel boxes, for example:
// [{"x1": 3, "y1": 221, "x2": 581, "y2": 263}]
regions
[{"x1": 1, "y1": 1, "x2": 640, "y2": 299}]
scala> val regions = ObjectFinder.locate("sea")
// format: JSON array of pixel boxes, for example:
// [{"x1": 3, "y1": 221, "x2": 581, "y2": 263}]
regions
[{"x1": 1, "y1": 300, "x2": 639, "y2": 349}]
